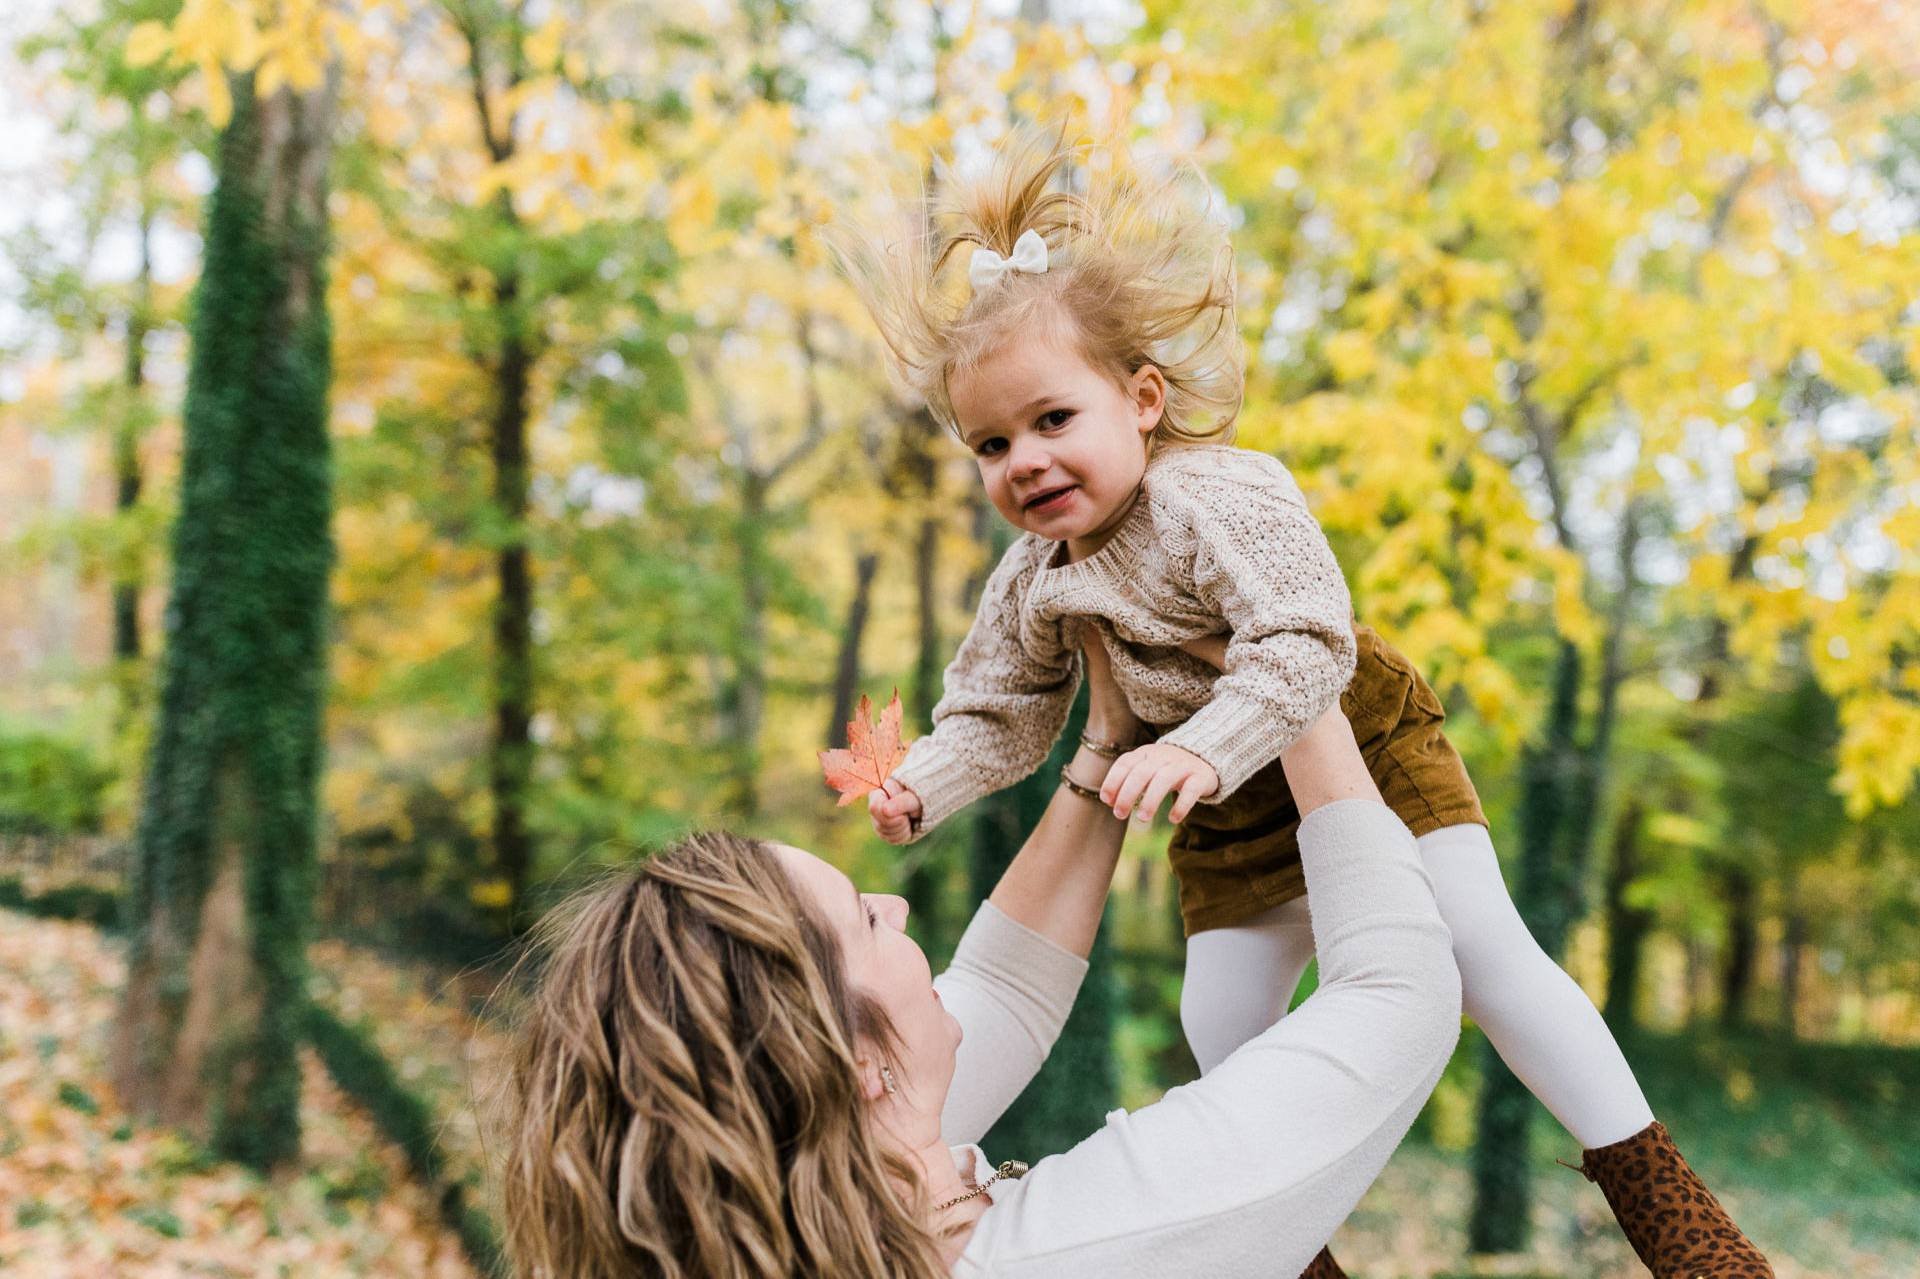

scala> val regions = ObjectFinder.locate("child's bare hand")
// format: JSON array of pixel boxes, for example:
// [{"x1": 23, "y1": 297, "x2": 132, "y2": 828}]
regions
[
  {"x1": 1100, "y1": 742, "x2": 1218, "y2": 825},
  {"x1": 867, "y1": 778, "x2": 922, "y2": 845}
]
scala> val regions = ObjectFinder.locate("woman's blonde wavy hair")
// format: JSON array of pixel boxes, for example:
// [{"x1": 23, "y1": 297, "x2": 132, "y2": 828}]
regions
[
  {"x1": 831, "y1": 125, "x2": 1243, "y2": 448},
  {"x1": 495, "y1": 831, "x2": 948, "y2": 1279}
]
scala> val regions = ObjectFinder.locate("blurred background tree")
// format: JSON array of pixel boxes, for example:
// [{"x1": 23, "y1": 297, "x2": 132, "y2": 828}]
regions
[{"x1": 106, "y1": 17, "x2": 340, "y2": 1165}]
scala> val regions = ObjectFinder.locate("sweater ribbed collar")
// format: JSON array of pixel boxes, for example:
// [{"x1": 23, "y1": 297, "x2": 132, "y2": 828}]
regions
[{"x1": 1030, "y1": 483, "x2": 1159, "y2": 596}]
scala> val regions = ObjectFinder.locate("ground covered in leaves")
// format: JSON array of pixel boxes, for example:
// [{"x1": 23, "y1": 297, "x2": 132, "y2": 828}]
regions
[
  {"x1": 0, "y1": 910, "x2": 481, "y2": 1278},
  {"x1": 1323, "y1": 1018, "x2": 1920, "y2": 1278}
]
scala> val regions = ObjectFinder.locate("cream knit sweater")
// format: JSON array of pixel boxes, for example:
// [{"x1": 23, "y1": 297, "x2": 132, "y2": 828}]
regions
[{"x1": 893, "y1": 444, "x2": 1357, "y2": 837}]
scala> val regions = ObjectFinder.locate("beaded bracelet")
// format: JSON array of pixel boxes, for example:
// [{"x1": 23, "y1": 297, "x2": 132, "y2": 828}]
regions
[
  {"x1": 1058, "y1": 767, "x2": 1105, "y2": 802},
  {"x1": 1077, "y1": 732, "x2": 1133, "y2": 758}
]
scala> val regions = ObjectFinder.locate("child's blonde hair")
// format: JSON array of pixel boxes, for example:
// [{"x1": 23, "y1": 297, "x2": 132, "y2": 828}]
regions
[{"x1": 831, "y1": 127, "x2": 1243, "y2": 447}]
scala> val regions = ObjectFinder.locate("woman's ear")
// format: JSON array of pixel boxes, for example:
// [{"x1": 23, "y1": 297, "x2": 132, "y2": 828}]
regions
[
  {"x1": 854, "y1": 1053, "x2": 888, "y2": 1103},
  {"x1": 1132, "y1": 364, "x2": 1168, "y2": 435}
]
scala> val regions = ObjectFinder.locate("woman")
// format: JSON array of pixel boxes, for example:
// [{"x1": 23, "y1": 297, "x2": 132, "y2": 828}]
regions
[{"x1": 496, "y1": 635, "x2": 1461, "y2": 1277}]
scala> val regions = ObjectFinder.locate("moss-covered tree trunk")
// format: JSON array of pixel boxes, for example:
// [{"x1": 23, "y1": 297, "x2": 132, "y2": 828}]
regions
[{"x1": 111, "y1": 69, "x2": 336, "y2": 1172}]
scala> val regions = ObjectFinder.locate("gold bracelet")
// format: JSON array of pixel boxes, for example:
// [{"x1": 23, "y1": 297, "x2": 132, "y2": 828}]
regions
[
  {"x1": 1058, "y1": 767, "x2": 1105, "y2": 802},
  {"x1": 1077, "y1": 732, "x2": 1132, "y2": 758}
]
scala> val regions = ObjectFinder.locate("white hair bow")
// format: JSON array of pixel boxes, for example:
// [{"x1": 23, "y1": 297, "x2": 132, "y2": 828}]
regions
[{"x1": 968, "y1": 228, "x2": 1049, "y2": 291}]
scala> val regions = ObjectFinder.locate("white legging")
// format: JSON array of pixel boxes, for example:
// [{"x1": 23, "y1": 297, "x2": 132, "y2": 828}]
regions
[{"x1": 1180, "y1": 823, "x2": 1653, "y2": 1150}]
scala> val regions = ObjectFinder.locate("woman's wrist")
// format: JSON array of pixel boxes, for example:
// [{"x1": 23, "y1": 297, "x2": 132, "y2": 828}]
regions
[
  {"x1": 1080, "y1": 711, "x2": 1139, "y2": 751},
  {"x1": 1062, "y1": 745, "x2": 1115, "y2": 800},
  {"x1": 1076, "y1": 729, "x2": 1130, "y2": 758}
]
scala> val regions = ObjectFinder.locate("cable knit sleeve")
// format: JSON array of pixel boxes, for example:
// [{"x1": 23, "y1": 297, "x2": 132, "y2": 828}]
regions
[
  {"x1": 1157, "y1": 453, "x2": 1357, "y2": 801},
  {"x1": 889, "y1": 538, "x2": 1080, "y2": 840}
]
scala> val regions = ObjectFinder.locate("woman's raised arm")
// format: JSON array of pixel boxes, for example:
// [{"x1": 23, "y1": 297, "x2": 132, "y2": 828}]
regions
[
  {"x1": 934, "y1": 636, "x2": 1139, "y2": 1147},
  {"x1": 983, "y1": 635, "x2": 1140, "y2": 957}
]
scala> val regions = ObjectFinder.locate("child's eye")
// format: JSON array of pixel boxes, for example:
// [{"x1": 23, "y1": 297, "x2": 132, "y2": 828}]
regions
[
  {"x1": 865, "y1": 901, "x2": 879, "y2": 929},
  {"x1": 974, "y1": 437, "x2": 1007, "y2": 457},
  {"x1": 1041, "y1": 409, "x2": 1074, "y2": 428}
]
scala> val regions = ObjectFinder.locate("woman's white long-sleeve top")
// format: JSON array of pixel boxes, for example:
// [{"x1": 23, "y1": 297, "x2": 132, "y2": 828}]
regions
[{"x1": 933, "y1": 800, "x2": 1461, "y2": 1277}]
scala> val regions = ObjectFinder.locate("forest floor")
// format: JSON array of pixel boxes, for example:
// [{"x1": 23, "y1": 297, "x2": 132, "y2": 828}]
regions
[
  {"x1": 0, "y1": 910, "x2": 482, "y2": 1278},
  {"x1": 2, "y1": 904, "x2": 1914, "y2": 1278},
  {"x1": 1321, "y1": 1021, "x2": 1918, "y2": 1278}
]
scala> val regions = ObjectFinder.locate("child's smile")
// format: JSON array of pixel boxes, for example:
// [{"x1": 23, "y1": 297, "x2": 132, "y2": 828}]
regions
[{"x1": 1022, "y1": 482, "x2": 1079, "y2": 516}]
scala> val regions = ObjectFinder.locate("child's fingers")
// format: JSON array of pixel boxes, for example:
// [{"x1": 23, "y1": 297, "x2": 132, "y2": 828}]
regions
[
  {"x1": 1132, "y1": 767, "x2": 1179, "y2": 825},
  {"x1": 874, "y1": 779, "x2": 921, "y2": 820},
  {"x1": 868, "y1": 792, "x2": 906, "y2": 838},
  {"x1": 1100, "y1": 749, "x2": 1149, "y2": 806},
  {"x1": 1109, "y1": 759, "x2": 1154, "y2": 819},
  {"x1": 868, "y1": 793, "x2": 902, "y2": 820},
  {"x1": 1167, "y1": 772, "x2": 1213, "y2": 825}
]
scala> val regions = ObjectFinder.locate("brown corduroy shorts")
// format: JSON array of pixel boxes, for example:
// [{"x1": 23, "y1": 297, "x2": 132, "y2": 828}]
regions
[{"x1": 1166, "y1": 624, "x2": 1486, "y2": 937}]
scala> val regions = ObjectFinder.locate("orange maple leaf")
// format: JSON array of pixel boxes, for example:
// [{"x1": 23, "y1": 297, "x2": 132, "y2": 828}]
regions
[{"x1": 819, "y1": 691, "x2": 911, "y2": 806}]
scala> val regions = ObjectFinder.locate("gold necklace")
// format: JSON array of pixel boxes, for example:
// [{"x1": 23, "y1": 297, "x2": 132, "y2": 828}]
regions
[{"x1": 935, "y1": 1160, "x2": 1028, "y2": 1212}]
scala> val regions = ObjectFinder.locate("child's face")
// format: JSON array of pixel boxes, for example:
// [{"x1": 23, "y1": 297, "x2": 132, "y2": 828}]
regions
[{"x1": 948, "y1": 317, "x2": 1166, "y2": 555}]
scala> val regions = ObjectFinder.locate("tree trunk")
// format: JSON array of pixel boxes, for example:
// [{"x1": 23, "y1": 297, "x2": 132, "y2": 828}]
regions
[
  {"x1": 960, "y1": 485, "x2": 994, "y2": 613},
  {"x1": 727, "y1": 471, "x2": 770, "y2": 819},
  {"x1": 1780, "y1": 907, "x2": 1805, "y2": 1040},
  {"x1": 901, "y1": 407, "x2": 945, "y2": 946},
  {"x1": 112, "y1": 69, "x2": 336, "y2": 1171},
  {"x1": 1602, "y1": 799, "x2": 1651, "y2": 1028},
  {"x1": 114, "y1": 205, "x2": 154, "y2": 671},
  {"x1": 826, "y1": 551, "x2": 882, "y2": 749},
  {"x1": 489, "y1": 254, "x2": 536, "y2": 929},
  {"x1": 1718, "y1": 867, "x2": 1756, "y2": 1030},
  {"x1": 1469, "y1": 636, "x2": 1581, "y2": 1253},
  {"x1": 1471, "y1": 500, "x2": 1638, "y2": 1250},
  {"x1": 909, "y1": 411, "x2": 943, "y2": 723},
  {"x1": 1685, "y1": 934, "x2": 1710, "y2": 1023}
]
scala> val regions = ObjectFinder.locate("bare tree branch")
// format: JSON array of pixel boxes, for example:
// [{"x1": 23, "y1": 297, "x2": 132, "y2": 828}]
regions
[{"x1": 766, "y1": 308, "x2": 830, "y2": 482}]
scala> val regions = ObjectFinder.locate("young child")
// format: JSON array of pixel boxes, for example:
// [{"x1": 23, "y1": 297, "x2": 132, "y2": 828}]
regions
[{"x1": 833, "y1": 130, "x2": 1772, "y2": 1279}]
